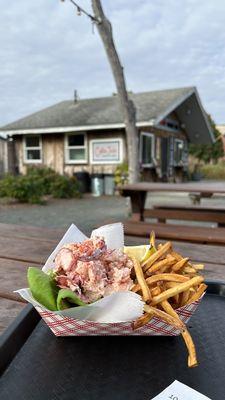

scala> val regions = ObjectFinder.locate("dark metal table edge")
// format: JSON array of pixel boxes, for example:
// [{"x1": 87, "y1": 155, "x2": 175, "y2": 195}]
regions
[
  {"x1": 0, "y1": 304, "x2": 40, "y2": 375},
  {"x1": 0, "y1": 280, "x2": 224, "y2": 376}
]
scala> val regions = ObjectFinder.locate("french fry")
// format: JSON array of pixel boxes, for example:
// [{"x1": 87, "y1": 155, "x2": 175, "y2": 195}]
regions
[
  {"x1": 130, "y1": 232, "x2": 205, "y2": 368},
  {"x1": 172, "y1": 257, "x2": 189, "y2": 272},
  {"x1": 131, "y1": 273, "x2": 189, "y2": 293},
  {"x1": 171, "y1": 250, "x2": 184, "y2": 262},
  {"x1": 171, "y1": 250, "x2": 198, "y2": 271},
  {"x1": 161, "y1": 300, "x2": 198, "y2": 367},
  {"x1": 164, "y1": 282, "x2": 181, "y2": 304},
  {"x1": 144, "y1": 304, "x2": 185, "y2": 331},
  {"x1": 132, "y1": 312, "x2": 154, "y2": 330},
  {"x1": 147, "y1": 273, "x2": 189, "y2": 285},
  {"x1": 183, "y1": 266, "x2": 198, "y2": 274},
  {"x1": 131, "y1": 256, "x2": 152, "y2": 302},
  {"x1": 151, "y1": 276, "x2": 204, "y2": 306},
  {"x1": 150, "y1": 286, "x2": 161, "y2": 296},
  {"x1": 182, "y1": 330, "x2": 198, "y2": 368},
  {"x1": 164, "y1": 281, "x2": 181, "y2": 288},
  {"x1": 174, "y1": 293, "x2": 180, "y2": 304},
  {"x1": 187, "y1": 283, "x2": 207, "y2": 304},
  {"x1": 150, "y1": 231, "x2": 156, "y2": 248},
  {"x1": 142, "y1": 241, "x2": 171, "y2": 271},
  {"x1": 180, "y1": 289, "x2": 191, "y2": 306},
  {"x1": 145, "y1": 257, "x2": 175, "y2": 275},
  {"x1": 192, "y1": 264, "x2": 204, "y2": 270}
]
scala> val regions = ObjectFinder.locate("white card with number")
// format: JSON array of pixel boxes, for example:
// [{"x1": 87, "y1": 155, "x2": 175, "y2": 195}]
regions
[{"x1": 151, "y1": 380, "x2": 211, "y2": 400}]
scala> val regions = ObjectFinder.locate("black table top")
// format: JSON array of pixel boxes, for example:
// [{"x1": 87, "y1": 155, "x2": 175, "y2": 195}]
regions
[{"x1": 1, "y1": 290, "x2": 225, "y2": 400}]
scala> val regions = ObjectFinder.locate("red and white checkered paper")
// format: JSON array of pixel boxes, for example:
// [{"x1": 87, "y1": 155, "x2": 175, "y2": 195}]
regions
[{"x1": 35, "y1": 298, "x2": 201, "y2": 336}]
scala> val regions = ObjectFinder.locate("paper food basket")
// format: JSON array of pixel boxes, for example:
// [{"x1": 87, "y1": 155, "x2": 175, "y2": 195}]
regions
[{"x1": 17, "y1": 223, "x2": 203, "y2": 337}]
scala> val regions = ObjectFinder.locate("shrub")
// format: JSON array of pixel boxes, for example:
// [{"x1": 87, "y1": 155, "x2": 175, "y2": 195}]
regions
[
  {"x1": 0, "y1": 167, "x2": 80, "y2": 204},
  {"x1": 11, "y1": 175, "x2": 44, "y2": 204},
  {"x1": 114, "y1": 162, "x2": 129, "y2": 186},
  {"x1": 50, "y1": 175, "x2": 80, "y2": 199},
  {"x1": 26, "y1": 166, "x2": 58, "y2": 195},
  {"x1": 0, "y1": 174, "x2": 43, "y2": 204},
  {"x1": 0, "y1": 174, "x2": 16, "y2": 198}
]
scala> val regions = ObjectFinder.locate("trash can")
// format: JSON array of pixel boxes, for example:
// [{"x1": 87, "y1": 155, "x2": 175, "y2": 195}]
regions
[
  {"x1": 74, "y1": 171, "x2": 90, "y2": 193},
  {"x1": 104, "y1": 174, "x2": 115, "y2": 195},
  {"x1": 91, "y1": 173, "x2": 104, "y2": 196}
]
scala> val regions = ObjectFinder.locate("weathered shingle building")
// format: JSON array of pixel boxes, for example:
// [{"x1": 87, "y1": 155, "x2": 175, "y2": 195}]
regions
[{"x1": 0, "y1": 86, "x2": 214, "y2": 181}]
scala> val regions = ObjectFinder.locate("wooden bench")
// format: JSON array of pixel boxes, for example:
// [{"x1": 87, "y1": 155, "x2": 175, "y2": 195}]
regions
[
  {"x1": 144, "y1": 206, "x2": 225, "y2": 226},
  {"x1": 123, "y1": 220, "x2": 225, "y2": 245}
]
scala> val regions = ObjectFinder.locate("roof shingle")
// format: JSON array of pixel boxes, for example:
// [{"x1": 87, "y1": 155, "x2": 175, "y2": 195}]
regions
[{"x1": 1, "y1": 87, "x2": 194, "y2": 131}]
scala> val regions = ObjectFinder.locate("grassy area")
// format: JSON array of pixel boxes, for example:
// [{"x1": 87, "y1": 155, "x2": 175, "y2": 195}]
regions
[{"x1": 200, "y1": 161, "x2": 225, "y2": 180}]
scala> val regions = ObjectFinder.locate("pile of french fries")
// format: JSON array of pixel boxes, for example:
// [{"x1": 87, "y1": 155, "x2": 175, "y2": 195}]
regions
[{"x1": 130, "y1": 232, "x2": 207, "y2": 368}]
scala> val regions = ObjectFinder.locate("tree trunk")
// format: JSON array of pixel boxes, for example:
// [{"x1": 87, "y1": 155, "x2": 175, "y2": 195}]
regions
[{"x1": 91, "y1": 0, "x2": 139, "y2": 183}]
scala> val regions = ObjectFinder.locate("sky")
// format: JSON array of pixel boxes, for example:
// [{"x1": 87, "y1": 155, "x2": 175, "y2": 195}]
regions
[{"x1": 0, "y1": 0, "x2": 225, "y2": 127}]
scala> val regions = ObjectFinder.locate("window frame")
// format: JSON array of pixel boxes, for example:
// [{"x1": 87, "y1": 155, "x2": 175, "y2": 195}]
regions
[
  {"x1": 89, "y1": 138, "x2": 123, "y2": 165},
  {"x1": 23, "y1": 135, "x2": 42, "y2": 164},
  {"x1": 65, "y1": 132, "x2": 88, "y2": 164},
  {"x1": 174, "y1": 138, "x2": 184, "y2": 166},
  {"x1": 139, "y1": 132, "x2": 155, "y2": 167}
]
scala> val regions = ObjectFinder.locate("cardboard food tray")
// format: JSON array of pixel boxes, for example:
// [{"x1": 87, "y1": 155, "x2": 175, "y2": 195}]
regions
[
  {"x1": 35, "y1": 298, "x2": 201, "y2": 336},
  {"x1": 17, "y1": 223, "x2": 204, "y2": 337}
]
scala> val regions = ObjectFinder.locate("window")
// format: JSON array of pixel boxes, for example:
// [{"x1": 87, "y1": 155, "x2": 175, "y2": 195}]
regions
[
  {"x1": 90, "y1": 138, "x2": 123, "y2": 164},
  {"x1": 65, "y1": 133, "x2": 87, "y2": 163},
  {"x1": 174, "y1": 139, "x2": 184, "y2": 165},
  {"x1": 140, "y1": 132, "x2": 155, "y2": 167},
  {"x1": 24, "y1": 135, "x2": 42, "y2": 163}
]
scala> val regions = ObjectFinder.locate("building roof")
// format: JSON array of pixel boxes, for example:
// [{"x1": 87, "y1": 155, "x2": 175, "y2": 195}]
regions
[{"x1": 0, "y1": 86, "x2": 214, "y2": 144}]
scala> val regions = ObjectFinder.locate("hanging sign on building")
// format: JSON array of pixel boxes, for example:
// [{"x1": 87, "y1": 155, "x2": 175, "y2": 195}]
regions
[{"x1": 90, "y1": 139, "x2": 123, "y2": 164}]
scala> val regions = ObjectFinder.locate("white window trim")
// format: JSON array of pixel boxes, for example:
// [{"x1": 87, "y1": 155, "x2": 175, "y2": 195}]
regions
[
  {"x1": 90, "y1": 138, "x2": 123, "y2": 165},
  {"x1": 65, "y1": 133, "x2": 88, "y2": 164},
  {"x1": 139, "y1": 132, "x2": 155, "y2": 167},
  {"x1": 23, "y1": 135, "x2": 42, "y2": 164}
]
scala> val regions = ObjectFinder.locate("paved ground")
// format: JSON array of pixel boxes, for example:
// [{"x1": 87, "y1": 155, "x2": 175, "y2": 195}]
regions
[
  {"x1": 0, "y1": 195, "x2": 128, "y2": 236},
  {"x1": 0, "y1": 192, "x2": 225, "y2": 236}
]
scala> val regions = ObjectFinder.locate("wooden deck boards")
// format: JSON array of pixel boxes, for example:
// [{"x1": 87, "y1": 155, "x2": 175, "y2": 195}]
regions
[{"x1": 0, "y1": 236, "x2": 57, "y2": 264}]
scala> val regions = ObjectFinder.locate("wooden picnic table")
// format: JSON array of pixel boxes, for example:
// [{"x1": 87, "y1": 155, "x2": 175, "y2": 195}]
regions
[
  {"x1": 0, "y1": 222, "x2": 225, "y2": 335},
  {"x1": 120, "y1": 182, "x2": 225, "y2": 221}
]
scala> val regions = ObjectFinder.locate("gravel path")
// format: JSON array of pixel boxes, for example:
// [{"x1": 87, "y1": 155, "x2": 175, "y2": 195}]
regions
[
  {"x1": 0, "y1": 192, "x2": 225, "y2": 236},
  {"x1": 0, "y1": 195, "x2": 129, "y2": 236}
]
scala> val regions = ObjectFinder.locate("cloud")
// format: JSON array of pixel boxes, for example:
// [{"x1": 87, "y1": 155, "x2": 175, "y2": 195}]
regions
[{"x1": 0, "y1": 0, "x2": 224, "y2": 125}]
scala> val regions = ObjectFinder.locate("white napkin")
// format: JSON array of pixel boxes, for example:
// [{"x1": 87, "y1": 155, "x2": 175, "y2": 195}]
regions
[
  {"x1": 91, "y1": 222, "x2": 124, "y2": 250},
  {"x1": 151, "y1": 380, "x2": 211, "y2": 400},
  {"x1": 16, "y1": 223, "x2": 144, "y2": 323},
  {"x1": 16, "y1": 288, "x2": 143, "y2": 323}
]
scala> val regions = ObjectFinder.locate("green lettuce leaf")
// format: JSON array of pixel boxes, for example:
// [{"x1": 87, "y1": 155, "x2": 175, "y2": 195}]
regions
[
  {"x1": 27, "y1": 267, "x2": 59, "y2": 311},
  {"x1": 57, "y1": 288, "x2": 86, "y2": 310}
]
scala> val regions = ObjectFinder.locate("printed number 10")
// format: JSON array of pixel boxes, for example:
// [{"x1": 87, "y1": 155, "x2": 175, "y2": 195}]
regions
[{"x1": 169, "y1": 395, "x2": 179, "y2": 400}]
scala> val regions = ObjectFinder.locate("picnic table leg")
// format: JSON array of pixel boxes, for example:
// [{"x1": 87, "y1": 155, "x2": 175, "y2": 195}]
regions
[{"x1": 122, "y1": 190, "x2": 147, "y2": 221}]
